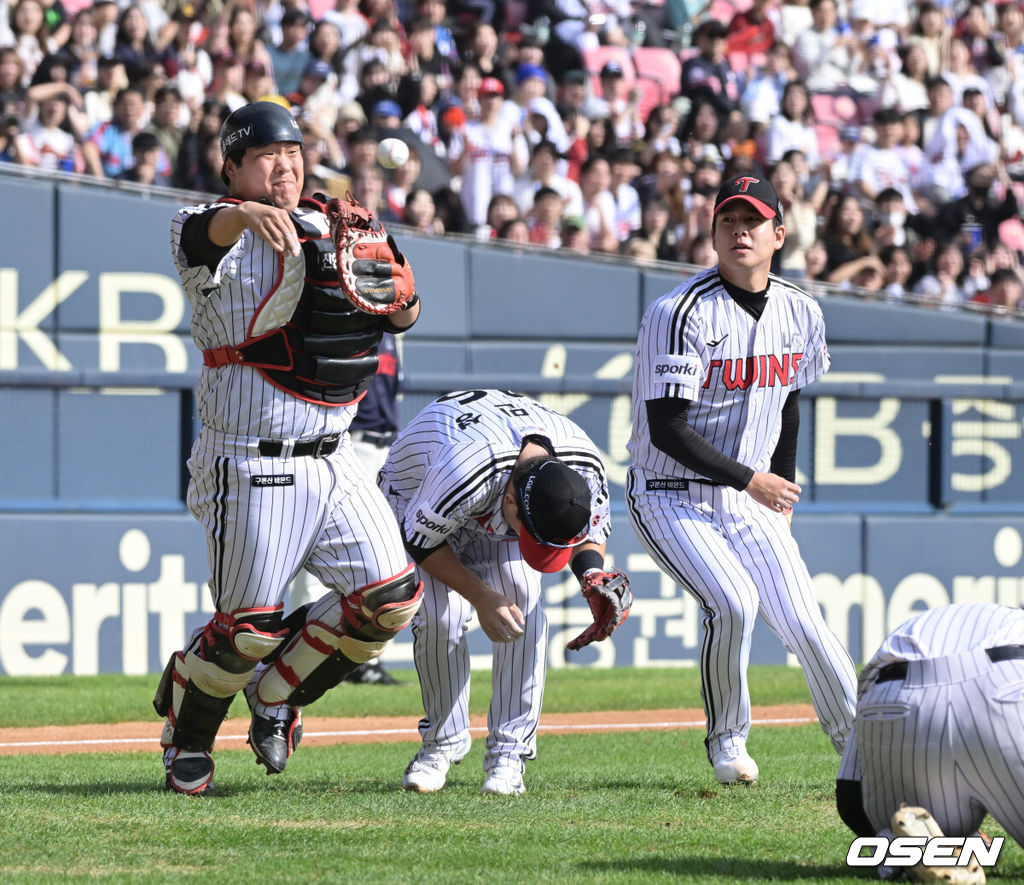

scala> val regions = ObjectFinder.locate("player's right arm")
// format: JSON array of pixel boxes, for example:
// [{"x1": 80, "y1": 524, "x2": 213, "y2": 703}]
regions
[
  {"x1": 416, "y1": 546, "x2": 525, "y2": 643},
  {"x1": 205, "y1": 202, "x2": 301, "y2": 255},
  {"x1": 398, "y1": 444, "x2": 525, "y2": 643},
  {"x1": 646, "y1": 396, "x2": 801, "y2": 514}
]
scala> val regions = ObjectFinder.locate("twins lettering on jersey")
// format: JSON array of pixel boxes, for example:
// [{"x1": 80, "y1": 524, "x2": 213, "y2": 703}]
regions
[
  {"x1": 652, "y1": 351, "x2": 805, "y2": 389},
  {"x1": 703, "y1": 352, "x2": 804, "y2": 389}
]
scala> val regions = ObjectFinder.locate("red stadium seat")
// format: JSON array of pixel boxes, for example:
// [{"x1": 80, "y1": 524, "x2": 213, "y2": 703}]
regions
[
  {"x1": 727, "y1": 48, "x2": 749, "y2": 75},
  {"x1": 999, "y1": 217, "x2": 1024, "y2": 254},
  {"x1": 709, "y1": 0, "x2": 751, "y2": 20},
  {"x1": 810, "y1": 92, "x2": 860, "y2": 126},
  {"x1": 632, "y1": 46, "x2": 682, "y2": 99},
  {"x1": 634, "y1": 77, "x2": 664, "y2": 125},
  {"x1": 814, "y1": 123, "x2": 841, "y2": 162}
]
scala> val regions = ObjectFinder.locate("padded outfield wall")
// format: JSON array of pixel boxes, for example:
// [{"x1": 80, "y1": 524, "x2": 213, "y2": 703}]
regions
[{"x1": 1, "y1": 170, "x2": 1023, "y2": 676}]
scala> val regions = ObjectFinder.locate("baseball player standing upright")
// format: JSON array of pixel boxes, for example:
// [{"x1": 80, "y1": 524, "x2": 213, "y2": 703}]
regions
[
  {"x1": 378, "y1": 389, "x2": 632, "y2": 795},
  {"x1": 836, "y1": 602, "x2": 1024, "y2": 883},
  {"x1": 157, "y1": 100, "x2": 423, "y2": 795},
  {"x1": 626, "y1": 174, "x2": 857, "y2": 784}
]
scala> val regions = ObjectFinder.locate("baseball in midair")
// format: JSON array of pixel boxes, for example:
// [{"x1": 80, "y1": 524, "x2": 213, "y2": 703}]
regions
[{"x1": 377, "y1": 137, "x2": 410, "y2": 169}]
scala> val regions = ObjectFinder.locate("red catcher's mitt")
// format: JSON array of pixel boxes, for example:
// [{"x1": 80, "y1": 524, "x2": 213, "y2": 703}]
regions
[
  {"x1": 326, "y1": 196, "x2": 416, "y2": 315},
  {"x1": 567, "y1": 569, "x2": 633, "y2": 651}
]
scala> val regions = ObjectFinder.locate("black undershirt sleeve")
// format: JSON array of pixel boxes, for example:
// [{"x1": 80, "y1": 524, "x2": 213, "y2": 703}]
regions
[
  {"x1": 404, "y1": 539, "x2": 446, "y2": 564},
  {"x1": 180, "y1": 205, "x2": 232, "y2": 271},
  {"x1": 646, "y1": 397, "x2": 755, "y2": 490},
  {"x1": 769, "y1": 389, "x2": 801, "y2": 482}
]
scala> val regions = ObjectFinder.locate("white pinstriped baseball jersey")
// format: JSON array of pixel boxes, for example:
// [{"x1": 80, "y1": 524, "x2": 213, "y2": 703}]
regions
[
  {"x1": 626, "y1": 268, "x2": 856, "y2": 766},
  {"x1": 627, "y1": 266, "x2": 829, "y2": 481},
  {"x1": 379, "y1": 389, "x2": 611, "y2": 774},
  {"x1": 856, "y1": 602, "x2": 1024, "y2": 689},
  {"x1": 171, "y1": 203, "x2": 352, "y2": 441},
  {"x1": 169, "y1": 201, "x2": 408, "y2": 615},
  {"x1": 838, "y1": 603, "x2": 1024, "y2": 845},
  {"x1": 381, "y1": 390, "x2": 611, "y2": 555}
]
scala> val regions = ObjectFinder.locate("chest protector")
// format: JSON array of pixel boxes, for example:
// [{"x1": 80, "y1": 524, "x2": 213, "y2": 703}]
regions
[{"x1": 203, "y1": 195, "x2": 381, "y2": 406}]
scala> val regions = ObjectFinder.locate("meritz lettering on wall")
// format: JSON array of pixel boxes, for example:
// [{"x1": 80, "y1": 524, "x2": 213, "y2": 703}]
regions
[{"x1": 2, "y1": 526, "x2": 1023, "y2": 676}]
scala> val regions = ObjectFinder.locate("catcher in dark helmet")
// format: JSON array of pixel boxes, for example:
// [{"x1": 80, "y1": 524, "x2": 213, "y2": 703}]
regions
[{"x1": 159, "y1": 100, "x2": 422, "y2": 796}]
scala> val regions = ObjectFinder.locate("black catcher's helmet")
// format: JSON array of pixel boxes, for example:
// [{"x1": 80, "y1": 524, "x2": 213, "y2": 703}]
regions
[{"x1": 219, "y1": 100, "x2": 303, "y2": 160}]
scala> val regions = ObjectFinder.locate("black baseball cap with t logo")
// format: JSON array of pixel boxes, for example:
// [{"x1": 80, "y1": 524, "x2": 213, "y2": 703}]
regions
[
  {"x1": 714, "y1": 174, "x2": 784, "y2": 223},
  {"x1": 514, "y1": 459, "x2": 591, "y2": 573}
]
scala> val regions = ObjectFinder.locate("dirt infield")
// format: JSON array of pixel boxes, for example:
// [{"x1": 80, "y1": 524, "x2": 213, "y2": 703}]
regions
[{"x1": 0, "y1": 704, "x2": 817, "y2": 756}]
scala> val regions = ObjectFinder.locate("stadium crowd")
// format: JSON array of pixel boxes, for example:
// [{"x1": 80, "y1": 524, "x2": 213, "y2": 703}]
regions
[{"x1": 1, "y1": 0, "x2": 1022, "y2": 314}]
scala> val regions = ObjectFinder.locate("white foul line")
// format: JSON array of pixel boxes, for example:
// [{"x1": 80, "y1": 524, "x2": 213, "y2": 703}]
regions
[{"x1": 0, "y1": 715, "x2": 817, "y2": 751}]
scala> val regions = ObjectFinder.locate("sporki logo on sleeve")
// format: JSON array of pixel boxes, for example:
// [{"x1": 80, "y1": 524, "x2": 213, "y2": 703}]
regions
[
  {"x1": 652, "y1": 354, "x2": 700, "y2": 379},
  {"x1": 412, "y1": 508, "x2": 456, "y2": 539}
]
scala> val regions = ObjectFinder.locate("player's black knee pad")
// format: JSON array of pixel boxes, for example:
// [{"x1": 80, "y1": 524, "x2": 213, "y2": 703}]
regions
[
  {"x1": 284, "y1": 649, "x2": 361, "y2": 707},
  {"x1": 255, "y1": 566, "x2": 422, "y2": 707},
  {"x1": 154, "y1": 609, "x2": 287, "y2": 751},
  {"x1": 344, "y1": 566, "x2": 423, "y2": 644}
]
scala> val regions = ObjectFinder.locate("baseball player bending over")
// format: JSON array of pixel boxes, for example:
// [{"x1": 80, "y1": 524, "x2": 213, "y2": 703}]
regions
[
  {"x1": 379, "y1": 389, "x2": 632, "y2": 795},
  {"x1": 837, "y1": 603, "x2": 1024, "y2": 884},
  {"x1": 156, "y1": 100, "x2": 422, "y2": 795},
  {"x1": 626, "y1": 174, "x2": 857, "y2": 785}
]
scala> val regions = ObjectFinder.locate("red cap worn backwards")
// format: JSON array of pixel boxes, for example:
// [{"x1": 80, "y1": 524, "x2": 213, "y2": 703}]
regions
[
  {"x1": 714, "y1": 174, "x2": 784, "y2": 223},
  {"x1": 514, "y1": 459, "x2": 591, "y2": 573}
]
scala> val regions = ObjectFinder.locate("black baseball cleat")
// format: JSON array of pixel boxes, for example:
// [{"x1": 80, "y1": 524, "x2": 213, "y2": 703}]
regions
[
  {"x1": 248, "y1": 708, "x2": 302, "y2": 774},
  {"x1": 164, "y1": 749, "x2": 215, "y2": 796},
  {"x1": 344, "y1": 661, "x2": 400, "y2": 685}
]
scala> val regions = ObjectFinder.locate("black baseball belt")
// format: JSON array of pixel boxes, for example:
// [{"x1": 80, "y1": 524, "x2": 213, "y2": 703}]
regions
[
  {"x1": 257, "y1": 433, "x2": 341, "y2": 458},
  {"x1": 876, "y1": 645, "x2": 1024, "y2": 683}
]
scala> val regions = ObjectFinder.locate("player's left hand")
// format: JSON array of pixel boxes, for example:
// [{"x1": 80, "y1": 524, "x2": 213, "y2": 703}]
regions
[
  {"x1": 746, "y1": 471, "x2": 800, "y2": 516},
  {"x1": 327, "y1": 196, "x2": 417, "y2": 315},
  {"x1": 567, "y1": 569, "x2": 633, "y2": 651}
]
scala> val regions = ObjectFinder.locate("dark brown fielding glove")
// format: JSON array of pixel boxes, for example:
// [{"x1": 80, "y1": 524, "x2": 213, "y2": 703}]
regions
[
  {"x1": 326, "y1": 196, "x2": 416, "y2": 315},
  {"x1": 567, "y1": 569, "x2": 633, "y2": 651}
]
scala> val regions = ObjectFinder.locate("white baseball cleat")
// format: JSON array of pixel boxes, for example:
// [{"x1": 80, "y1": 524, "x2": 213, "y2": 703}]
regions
[
  {"x1": 711, "y1": 745, "x2": 759, "y2": 785},
  {"x1": 401, "y1": 746, "x2": 465, "y2": 793},
  {"x1": 890, "y1": 804, "x2": 986, "y2": 884},
  {"x1": 481, "y1": 766, "x2": 526, "y2": 796}
]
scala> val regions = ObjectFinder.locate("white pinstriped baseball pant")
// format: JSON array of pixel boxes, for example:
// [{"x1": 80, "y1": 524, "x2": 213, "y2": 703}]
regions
[
  {"x1": 187, "y1": 435, "x2": 410, "y2": 614},
  {"x1": 409, "y1": 530, "x2": 548, "y2": 775},
  {"x1": 626, "y1": 470, "x2": 856, "y2": 760},
  {"x1": 840, "y1": 649, "x2": 1024, "y2": 844}
]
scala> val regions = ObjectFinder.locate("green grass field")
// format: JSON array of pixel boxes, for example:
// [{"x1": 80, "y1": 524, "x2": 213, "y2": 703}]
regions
[{"x1": 1, "y1": 667, "x2": 1020, "y2": 884}]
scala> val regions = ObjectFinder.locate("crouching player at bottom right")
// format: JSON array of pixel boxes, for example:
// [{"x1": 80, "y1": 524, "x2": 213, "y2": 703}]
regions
[{"x1": 836, "y1": 602, "x2": 1024, "y2": 884}]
